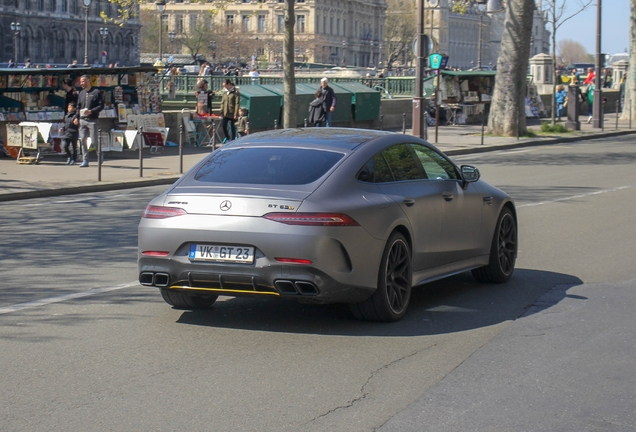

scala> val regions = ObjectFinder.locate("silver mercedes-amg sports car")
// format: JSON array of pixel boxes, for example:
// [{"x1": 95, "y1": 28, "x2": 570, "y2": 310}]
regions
[{"x1": 138, "y1": 128, "x2": 517, "y2": 321}]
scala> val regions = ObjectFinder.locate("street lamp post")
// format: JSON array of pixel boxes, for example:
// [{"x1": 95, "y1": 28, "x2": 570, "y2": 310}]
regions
[
  {"x1": 99, "y1": 27, "x2": 109, "y2": 65},
  {"x1": 378, "y1": 43, "x2": 383, "y2": 69},
  {"x1": 10, "y1": 22, "x2": 21, "y2": 64},
  {"x1": 475, "y1": 0, "x2": 487, "y2": 70},
  {"x1": 209, "y1": 40, "x2": 216, "y2": 66},
  {"x1": 593, "y1": 0, "x2": 603, "y2": 128},
  {"x1": 341, "y1": 40, "x2": 346, "y2": 67},
  {"x1": 236, "y1": 42, "x2": 240, "y2": 67},
  {"x1": 83, "y1": 0, "x2": 92, "y2": 66},
  {"x1": 254, "y1": 36, "x2": 259, "y2": 66},
  {"x1": 156, "y1": 0, "x2": 166, "y2": 65},
  {"x1": 169, "y1": 31, "x2": 176, "y2": 57}
]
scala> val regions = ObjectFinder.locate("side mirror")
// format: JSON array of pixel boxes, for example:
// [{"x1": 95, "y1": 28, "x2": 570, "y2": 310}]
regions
[{"x1": 461, "y1": 165, "x2": 480, "y2": 182}]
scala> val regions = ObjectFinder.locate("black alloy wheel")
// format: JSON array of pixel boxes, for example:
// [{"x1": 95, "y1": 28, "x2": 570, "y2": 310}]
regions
[
  {"x1": 350, "y1": 232, "x2": 412, "y2": 322},
  {"x1": 472, "y1": 207, "x2": 517, "y2": 283}
]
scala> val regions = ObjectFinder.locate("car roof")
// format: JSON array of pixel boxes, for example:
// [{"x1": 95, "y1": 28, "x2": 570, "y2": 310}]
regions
[{"x1": 222, "y1": 127, "x2": 395, "y2": 152}]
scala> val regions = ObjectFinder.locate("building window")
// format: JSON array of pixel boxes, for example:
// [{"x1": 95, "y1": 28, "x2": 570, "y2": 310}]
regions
[
  {"x1": 49, "y1": 0, "x2": 55, "y2": 11},
  {"x1": 71, "y1": 0, "x2": 77, "y2": 14},
  {"x1": 176, "y1": 15, "x2": 184, "y2": 33},
  {"x1": 297, "y1": 15, "x2": 305, "y2": 33},
  {"x1": 337, "y1": 18, "x2": 340, "y2": 36},
  {"x1": 70, "y1": 36, "x2": 77, "y2": 59},
  {"x1": 323, "y1": 17, "x2": 326, "y2": 34},
  {"x1": 37, "y1": 0, "x2": 43, "y2": 11},
  {"x1": 162, "y1": 15, "x2": 168, "y2": 32},
  {"x1": 330, "y1": 17, "x2": 333, "y2": 36},
  {"x1": 277, "y1": 15, "x2": 283, "y2": 33},
  {"x1": 105, "y1": 1, "x2": 111, "y2": 17},
  {"x1": 94, "y1": 0, "x2": 100, "y2": 16},
  {"x1": 226, "y1": 14, "x2": 234, "y2": 27},
  {"x1": 25, "y1": 0, "x2": 30, "y2": 10},
  {"x1": 190, "y1": 14, "x2": 197, "y2": 32},
  {"x1": 258, "y1": 14, "x2": 265, "y2": 33},
  {"x1": 58, "y1": 34, "x2": 65, "y2": 58},
  {"x1": 242, "y1": 15, "x2": 250, "y2": 32},
  {"x1": 61, "y1": 0, "x2": 67, "y2": 12}
]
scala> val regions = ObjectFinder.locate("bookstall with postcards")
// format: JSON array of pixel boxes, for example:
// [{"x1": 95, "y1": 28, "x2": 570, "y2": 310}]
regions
[
  {"x1": 423, "y1": 70, "x2": 496, "y2": 125},
  {"x1": 0, "y1": 66, "x2": 165, "y2": 164}
]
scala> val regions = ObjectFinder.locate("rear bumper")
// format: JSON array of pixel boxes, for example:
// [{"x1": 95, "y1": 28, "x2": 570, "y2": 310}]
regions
[{"x1": 138, "y1": 256, "x2": 375, "y2": 304}]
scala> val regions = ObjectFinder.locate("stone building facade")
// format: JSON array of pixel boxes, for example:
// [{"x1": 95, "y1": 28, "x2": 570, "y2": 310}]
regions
[
  {"x1": 152, "y1": 0, "x2": 387, "y2": 67},
  {"x1": 0, "y1": 0, "x2": 141, "y2": 67},
  {"x1": 428, "y1": 0, "x2": 549, "y2": 70}
]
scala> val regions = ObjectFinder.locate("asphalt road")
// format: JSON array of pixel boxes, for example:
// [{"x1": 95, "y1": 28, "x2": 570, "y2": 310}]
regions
[{"x1": 1, "y1": 136, "x2": 635, "y2": 431}]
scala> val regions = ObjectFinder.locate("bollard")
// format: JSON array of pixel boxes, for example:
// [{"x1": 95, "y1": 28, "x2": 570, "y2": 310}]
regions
[
  {"x1": 616, "y1": 100, "x2": 619, "y2": 131},
  {"x1": 402, "y1": 113, "x2": 406, "y2": 134},
  {"x1": 304, "y1": 118, "x2": 308, "y2": 128},
  {"x1": 274, "y1": 120, "x2": 278, "y2": 130},
  {"x1": 139, "y1": 126, "x2": 144, "y2": 178},
  {"x1": 516, "y1": 105, "x2": 520, "y2": 140},
  {"x1": 97, "y1": 128, "x2": 102, "y2": 181},
  {"x1": 481, "y1": 110, "x2": 485, "y2": 146},
  {"x1": 179, "y1": 124, "x2": 184, "y2": 174}
]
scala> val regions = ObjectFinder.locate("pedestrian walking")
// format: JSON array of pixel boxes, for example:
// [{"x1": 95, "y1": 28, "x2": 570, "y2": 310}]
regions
[
  {"x1": 77, "y1": 75, "x2": 104, "y2": 167},
  {"x1": 61, "y1": 78, "x2": 78, "y2": 113},
  {"x1": 308, "y1": 89, "x2": 326, "y2": 127},
  {"x1": 319, "y1": 77, "x2": 336, "y2": 127},
  {"x1": 555, "y1": 84, "x2": 567, "y2": 120},
  {"x1": 61, "y1": 101, "x2": 80, "y2": 165},
  {"x1": 220, "y1": 78, "x2": 240, "y2": 142},
  {"x1": 586, "y1": 82, "x2": 595, "y2": 123}
]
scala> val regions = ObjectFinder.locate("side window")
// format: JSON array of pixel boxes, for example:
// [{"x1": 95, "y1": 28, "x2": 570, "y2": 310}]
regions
[
  {"x1": 357, "y1": 153, "x2": 394, "y2": 183},
  {"x1": 410, "y1": 144, "x2": 459, "y2": 180},
  {"x1": 357, "y1": 144, "x2": 425, "y2": 183},
  {"x1": 382, "y1": 144, "x2": 425, "y2": 181}
]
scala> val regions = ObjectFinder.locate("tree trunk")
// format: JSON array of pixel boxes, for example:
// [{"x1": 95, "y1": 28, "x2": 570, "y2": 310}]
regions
[
  {"x1": 282, "y1": 0, "x2": 297, "y2": 128},
  {"x1": 621, "y1": 0, "x2": 636, "y2": 121},
  {"x1": 487, "y1": 0, "x2": 535, "y2": 136}
]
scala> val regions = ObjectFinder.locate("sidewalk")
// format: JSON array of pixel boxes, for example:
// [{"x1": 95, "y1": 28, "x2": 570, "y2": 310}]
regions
[{"x1": 2, "y1": 116, "x2": 634, "y2": 202}]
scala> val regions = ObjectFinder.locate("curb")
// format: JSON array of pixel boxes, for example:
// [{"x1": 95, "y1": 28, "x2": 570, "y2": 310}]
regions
[
  {"x1": 0, "y1": 177, "x2": 179, "y2": 202},
  {"x1": 444, "y1": 129, "x2": 636, "y2": 156}
]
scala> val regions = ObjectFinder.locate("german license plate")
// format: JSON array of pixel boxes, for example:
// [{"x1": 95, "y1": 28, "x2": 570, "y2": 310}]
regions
[{"x1": 189, "y1": 244, "x2": 255, "y2": 264}]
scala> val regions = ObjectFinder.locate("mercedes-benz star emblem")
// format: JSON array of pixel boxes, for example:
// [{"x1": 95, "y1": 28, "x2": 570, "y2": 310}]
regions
[{"x1": 220, "y1": 200, "x2": 232, "y2": 211}]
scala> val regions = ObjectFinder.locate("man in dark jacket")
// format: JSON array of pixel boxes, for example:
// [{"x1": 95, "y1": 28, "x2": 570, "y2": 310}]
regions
[
  {"x1": 62, "y1": 78, "x2": 78, "y2": 113},
  {"x1": 77, "y1": 75, "x2": 104, "y2": 167},
  {"x1": 319, "y1": 77, "x2": 336, "y2": 127}
]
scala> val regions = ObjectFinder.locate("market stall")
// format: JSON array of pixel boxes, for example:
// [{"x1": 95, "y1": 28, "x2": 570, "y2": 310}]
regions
[{"x1": 0, "y1": 66, "x2": 162, "y2": 163}]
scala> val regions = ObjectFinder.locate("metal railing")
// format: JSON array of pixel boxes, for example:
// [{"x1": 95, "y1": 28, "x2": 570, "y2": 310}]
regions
[{"x1": 159, "y1": 75, "x2": 416, "y2": 99}]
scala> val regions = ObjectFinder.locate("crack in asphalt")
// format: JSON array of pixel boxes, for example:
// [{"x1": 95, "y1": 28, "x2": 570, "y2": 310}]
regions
[{"x1": 305, "y1": 345, "x2": 435, "y2": 426}]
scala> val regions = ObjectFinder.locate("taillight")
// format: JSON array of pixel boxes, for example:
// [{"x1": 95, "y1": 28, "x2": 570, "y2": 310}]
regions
[
  {"x1": 141, "y1": 251, "x2": 170, "y2": 256},
  {"x1": 263, "y1": 212, "x2": 359, "y2": 226},
  {"x1": 142, "y1": 205, "x2": 187, "y2": 219},
  {"x1": 275, "y1": 257, "x2": 313, "y2": 264}
]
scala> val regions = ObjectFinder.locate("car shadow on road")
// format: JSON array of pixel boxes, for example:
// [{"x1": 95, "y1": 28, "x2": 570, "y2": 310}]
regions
[{"x1": 175, "y1": 268, "x2": 583, "y2": 336}]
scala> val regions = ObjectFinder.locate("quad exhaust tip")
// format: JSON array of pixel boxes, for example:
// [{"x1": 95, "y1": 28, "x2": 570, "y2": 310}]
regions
[
  {"x1": 274, "y1": 280, "x2": 319, "y2": 296},
  {"x1": 139, "y1": 272, "x2": 170, "y2": 287}
]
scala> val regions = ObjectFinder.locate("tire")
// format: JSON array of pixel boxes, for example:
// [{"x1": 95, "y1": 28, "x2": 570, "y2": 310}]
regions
[
  {"x1": 350, "y1": 232, "x2": 412, "y2": 322},
  {"x1": 160, "y1": 288, "x2": 218, "y2": 309},
  {"x1": 472, "y1": 207, "x2": 517, "y2": 283}
]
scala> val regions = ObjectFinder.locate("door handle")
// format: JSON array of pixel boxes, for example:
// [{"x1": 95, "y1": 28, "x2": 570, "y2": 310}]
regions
[
  {"x1": 483, "y1": 196, "x2": 493, "y2": 205},
  {"x1": 403, "y1": 198, "x2": 415, "y2": 207},
  {"x1": 442, "y1": 192, "x2": 454, "y2": 202}
]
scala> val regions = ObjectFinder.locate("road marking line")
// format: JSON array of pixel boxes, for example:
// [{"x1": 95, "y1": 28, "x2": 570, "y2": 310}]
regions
[
  {"x1": 518, "y1": 184, "x2": 636, "y2": 208},
  {"x1": 0, "y1": 281, "x2": 139, "y2": 315}
]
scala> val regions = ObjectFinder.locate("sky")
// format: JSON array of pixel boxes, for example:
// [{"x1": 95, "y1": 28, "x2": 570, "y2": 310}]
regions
[{"x1": 555, "y1": 0, "x2": 630, "y2": 56}]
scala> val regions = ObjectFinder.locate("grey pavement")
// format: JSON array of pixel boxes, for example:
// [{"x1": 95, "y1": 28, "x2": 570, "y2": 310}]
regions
[{"x1": 1, "y1": 116, "x2": 634, "y2": 202}]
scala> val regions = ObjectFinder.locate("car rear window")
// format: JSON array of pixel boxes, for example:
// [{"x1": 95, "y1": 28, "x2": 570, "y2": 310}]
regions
[{"x1": 194, "y1": 147, "x2": 344, "y2": 185}]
